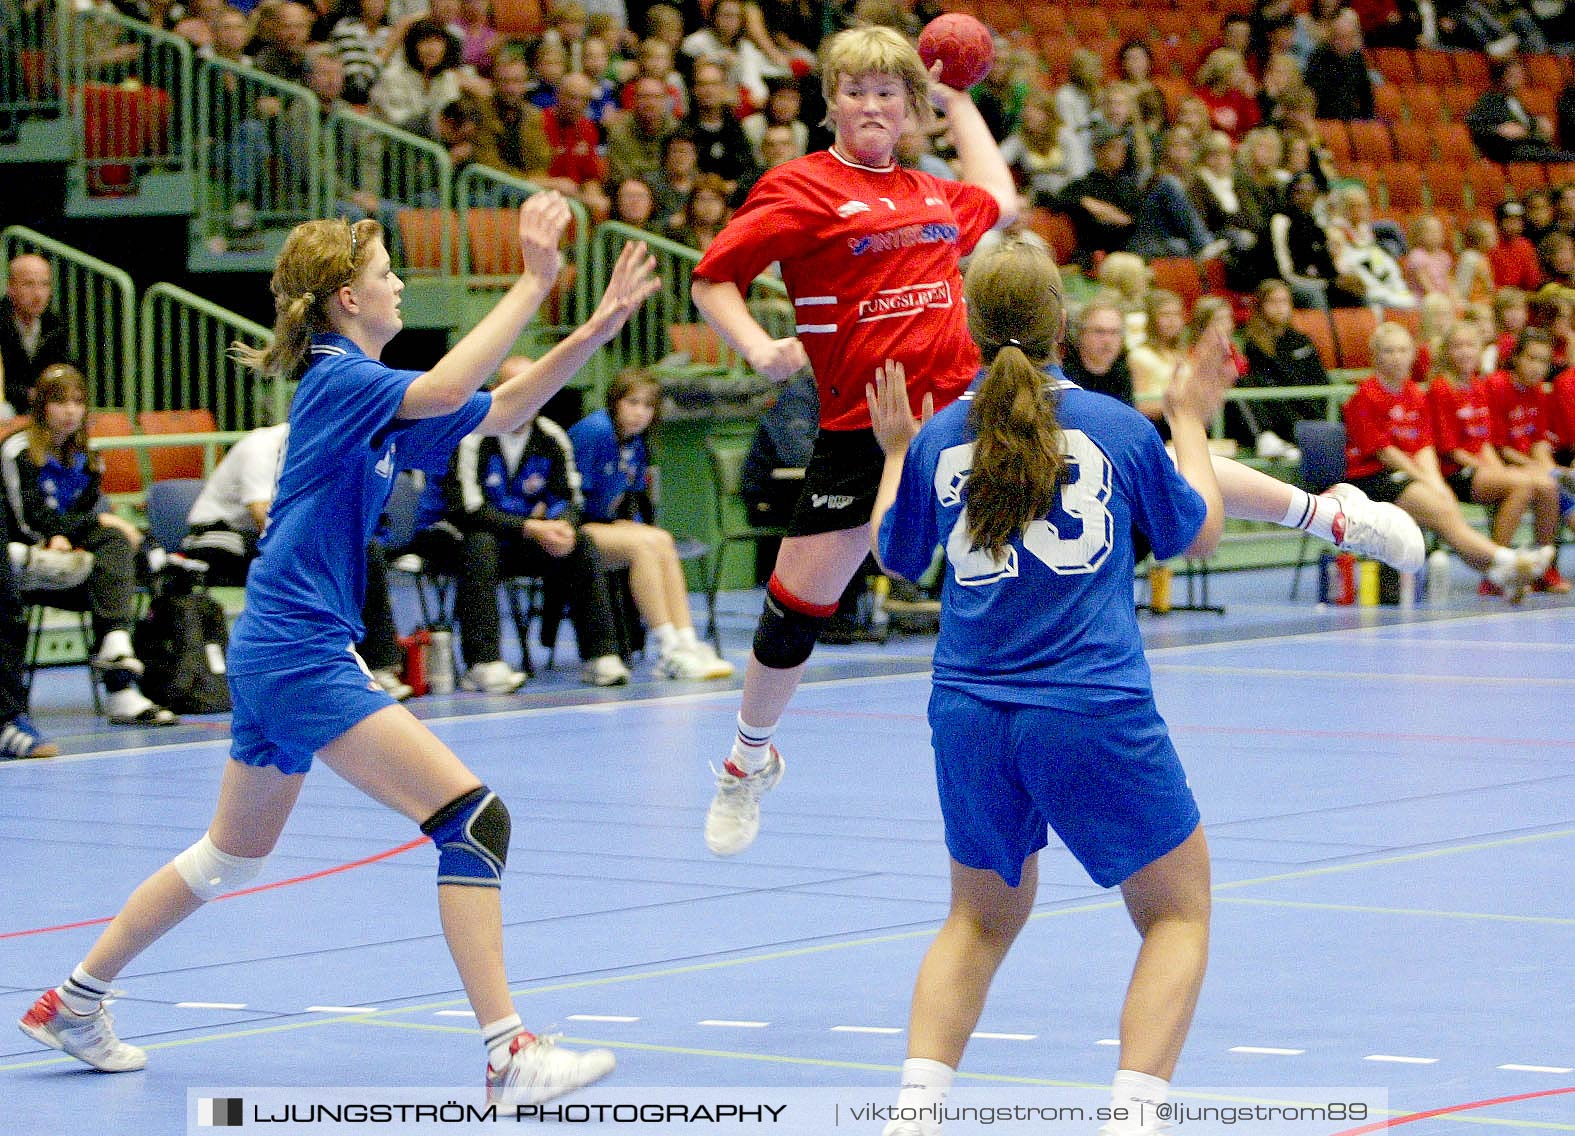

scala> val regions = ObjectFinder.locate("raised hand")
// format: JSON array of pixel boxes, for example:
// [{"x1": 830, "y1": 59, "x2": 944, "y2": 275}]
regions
[
  {"x1": 587, "y1": 239, "x2": 661, "y2": 342},
  {"x1": 1164, "y1": 324, "x2": 1237, "y2": 425},
  {"x1": 866, "y1": 358, "x2": 930, "y2": 456},
  {"x1": 517, "y1": 191, "x2": 572, "y2": 282}
]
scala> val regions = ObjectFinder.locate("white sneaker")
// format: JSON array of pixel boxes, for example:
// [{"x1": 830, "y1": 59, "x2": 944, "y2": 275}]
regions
[
  {"x1": 462, "y1": 660, "x2": 527, "y2": 694},
  {"x1": 704, "y1": 745, "x2": 785, "y2": 856},
  {"x1": 90, "y1": 628, "x2": 143, "y2": 677},
  {"x1": 686, "y1": 640, "x2": 736, "y2": 679},
  {"x1": 1486, "y1": 546, "x2": 1554, "y2": 603},
  {"x1": 1254, "y1": 430, "x2": 1293, "y2": 460},
  {"x1": 10, "y1": 543, "x2": 94, "y2": 591},
  {"x1": 19, "y1": 989, "x2": 146, "y2": 1072},
  {"x1": 654, "y1": 644, "x2": 735, "y2": 680},
  {"x1": 1323, "y1": 483, "x2": 1426, "y2": 573},
  {"x1": 581, "y1": 654, "x2": 631, "y2": 687},
  {"x1": 486, "y1": 1033, "x2": 614, "y2": 1109},
  {"x1": 371, "y1": 668, "x2": 413, "y2": 701},
  {"x1": 106, "y1": 688, "x2": 178, "y2": 726}
]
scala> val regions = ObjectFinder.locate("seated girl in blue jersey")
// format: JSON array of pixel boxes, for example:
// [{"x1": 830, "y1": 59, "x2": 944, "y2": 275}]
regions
[
  {"x1": 568, "y1": 369, "x2": 734, "y2": 680},
  {"x1": 0, "y1": 364, "x2": 177, "y2": 726},
  {"x1": 19, "y1": 196, "x2": 661, "y2": 1110},
  {"x1": 864, "y1": 236, "x2": 1234, "y2": 1136}
]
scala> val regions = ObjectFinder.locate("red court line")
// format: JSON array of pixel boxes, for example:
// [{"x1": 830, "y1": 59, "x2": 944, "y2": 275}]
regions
[
  {"x1": 1327, "y1": 1086, "x2": 1575, "y2": 1134},
  {"x1": 0, "y1": 838, "x2": 428, "y2": 940}
]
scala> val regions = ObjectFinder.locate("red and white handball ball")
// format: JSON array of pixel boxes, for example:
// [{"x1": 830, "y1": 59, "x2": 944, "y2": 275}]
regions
[{"x1": 918, "y1": 13, "x2": 995, "y2": 90}]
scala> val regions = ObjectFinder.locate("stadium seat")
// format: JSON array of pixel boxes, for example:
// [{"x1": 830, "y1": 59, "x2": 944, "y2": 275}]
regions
[
  {"x1": 1525, "y1": 54, "x2": 1565, "y2": 91},
  {"x1": 1520, "y1": 86, "x2": 1555, "y2": 121},
  {"x1": 1067, "y1": 7, "x2": 1112, "y2": 40},
  {"x1": 1546, "y1": 163, "x2": 1575, "y2": 188},
  {"x1": 1291, "y1": 309, "x2": 1338, "y2": 370},
  {"x1": 1148, "y1": 258, "x2": 1203, "y2": 312},
  {"x1": 91, "y1": 411, "x2": 141, "y2": 495},
  {"x1": 1413, "y1": 49, "x2": 1454, "y2": 85},
  {"x1": 1462, "y1": 163, "x2": 1508, "y2": 209},
  {"x1": 1332, "y1": 307, "x2": 1379, "y2": 370},
  {"x1": 1423, "y1": 162, "x2": 1469, "y2": 212},
  {"x1": 397, "y1": 209, "x2": 461, "y2": 274},
  {"x1": 1317, "y1": 120, "x2": 1352, "y2": 164},
  {"x1": 1373, "y1": 83, "x2": 1404, "y2": 123},
  {"x1": 1024, "y1": 207, "x2": 1077, "y2": 266},
  {"x1": 1436, "y1": 123, "x2": 1476, "y2": 164},
  {"x1": 1371, "y1": 48, "x2": 1416, "y2": 85},
  {"x1": 1452, "y1": 52, "x2": 1489, "y2": 90},
  {"x1": 1401, "y1": 83, "x2": 1444, "y2": 124},
  {"x1": 1391, "y1": 122, "x2": 1433, "y2": 163},
  {"x1": 1441, "y1": 84, "x2": 1478, "y2": 122},
  {"x1": 1381, "y1": 162, "x2": 1426, "y2": 211},
  {"x1": 490, "y1": 0, "x2": 542, "y2": 36},
  {"x1": 138, "y1": 409, "x2": 218, "y2": 482},
  {"x1": 1349, "y1": 120, "x2": 1395, "y2": 163},
  {"x1": 1506, "y1": 162, "x2": 1548, "y2": 197}
]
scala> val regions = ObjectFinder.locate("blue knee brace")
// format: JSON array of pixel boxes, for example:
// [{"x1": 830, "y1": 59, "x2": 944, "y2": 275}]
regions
[{"x1": 421, "y1": 787, "x2": 511, "y2": 887}]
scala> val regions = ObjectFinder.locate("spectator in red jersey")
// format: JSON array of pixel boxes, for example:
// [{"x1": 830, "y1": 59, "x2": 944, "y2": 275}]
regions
[
  {"x1": 540, "y1": 71, "x2": 610, "y2": 219},
  {"x1": 1344, "y1": 321, "x2": 1551, "y2": 596},
  {"x1": 1484, "y1": 327, "x2": 1575, "y2": 551},
  {"x1": 1484, "y1": 285, "x2": 1530, "y2": 372},
  {"x1": 1549, "y1": 359, "x2": 1575, "y2": 464},
  {"x1": 688, "y1": 25, "x2": 1016, "y2": 860},
  {"x1": 1194, "y1": 48, "x2": 1261, "y2": 141},
  {"x1": 1424, "y1": 322, "x2": 1569, "y2": 592}
]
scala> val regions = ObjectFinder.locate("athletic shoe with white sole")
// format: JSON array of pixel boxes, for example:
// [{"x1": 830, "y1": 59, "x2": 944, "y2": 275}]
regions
[
  {"x1": 1485, "y1": 545, "x2": 1554, "y2": 603},
  {"x1": 371, "y1": 668, "x2": 414, "y2": 701},
  {"x1": 19, "y1": 989, "x2": 146, "y2": 1072},
  {"x1": 9, "y1": 543, "x2": 94, "y2": 591},
  {"x1": 0, "y1": 714, "x2": 59, "y2": 759},
  {"x1": 462, "y1": 660, "x2": 527, "y2": 694},
  {"x1": 581, "y1": 654, "x2": 631, "y2": 687},
  {"x1": 655, "y1": 644, "x2": 735, "y2": 680},
  {"x1": 1323, "y1": 483, "x2": 1426, "y2": 573},
  {"x1": 704, "y1": 745, "x2": 784, "y2": 856},
  {"x1": 486, "y1": 1033, "x2": 615, "y2": 1110}
]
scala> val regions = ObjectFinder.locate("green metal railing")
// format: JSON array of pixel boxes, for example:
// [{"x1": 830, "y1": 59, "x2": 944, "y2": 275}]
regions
[
  {"x1": 0, "y1": 0, "x2": 68, "y2": 126},
  {"x1": 138, "y1": 282, "x2": 277, "y2": 431},
  {"x1": 456, "y1": 164, "x2": 591, "y2": 324},
  {"x1": 195, "y1": 58, "x2": 321, "y2": 239},
  {"x1": 64, "y1": 8, "x2": 192, "y2": 196},
  {"x1": 1, "y1": 225, "x2": 137, "y2": 414},
  {"x1": 325, "y1": 107, "x2": 451, "y2": 274}
]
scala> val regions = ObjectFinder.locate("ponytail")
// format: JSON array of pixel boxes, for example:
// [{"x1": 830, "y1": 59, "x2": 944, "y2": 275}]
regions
[{"x1": 966, "y1": 346, "x2": 1066, "y2": 558}]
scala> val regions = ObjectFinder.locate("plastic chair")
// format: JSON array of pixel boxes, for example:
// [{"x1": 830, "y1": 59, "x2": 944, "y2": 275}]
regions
[
  {"x1": 1349, "y1": 120, "x2": 1395, "y2": 163},
  {"x1": 1381, "y1": 162, "x2": 1426, "y2": 211},
  {"x1": 397, "y1": 208, "x2": 461, "y2": 274},
  {"x1": 144, "y1": 478, "x2": 204, "y2": 553},
  {"x1": 1289, "y1": 420, "x2": 1349, "y2": 600},
  {"x1": 1332, "y1": 307, "x2": 1379, "y2": 370},
  {"x1": 703, "y1": 436, "x2": 789, "y2": 651},
  {"x1": 1291, "y1": 309, "x2": 1338, "y2": 370},
  {"x1": 1148, "y1": 257, "x2": 1203, "y2": 312},
  {"x1": 91, "y1": 411, "x2": 141, "y2": 495},
  {"x1": 1391, "y1": 122, "x2": 1433, "y2": 163},
  {"x1": 138, "y1": 408, "x2": 218, "y2": 481}
]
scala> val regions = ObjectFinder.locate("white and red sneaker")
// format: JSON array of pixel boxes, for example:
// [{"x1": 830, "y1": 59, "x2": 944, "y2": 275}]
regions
[
  {"x1": 704, "y1": 745, "x2": 785, "y2": 856},
  {"x1": 1323, "y1": 483, "x2": 1426, "y2": 573},
  {"x1": 486, "y1": 1032, "x2": 614, "y2": 1110},
  {"x1": 18, "y1": 988, "x2": 146, "y2": 1072}
]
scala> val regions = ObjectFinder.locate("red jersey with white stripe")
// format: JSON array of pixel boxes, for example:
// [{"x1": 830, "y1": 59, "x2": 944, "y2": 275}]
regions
[
  {"x1": 1546, "y1": 367, "x2": 1575, "y2": 454},
  {"x1": 1343, "y1": 375, "x2": 1432, "y2": 479},
  {"x1": 1481, "y1": 370, "x2": 1549, "y2": 455},
  {"x1": 694, "y1": 148, "x2": 1001, "y2": 431},
  {"x1": 1424, "y1": 374, "x2": 1492, "y2": 475}
]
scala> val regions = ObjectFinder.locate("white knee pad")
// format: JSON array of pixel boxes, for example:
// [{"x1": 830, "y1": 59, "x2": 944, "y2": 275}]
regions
[{"x1": 172, "y1": 834, "x2": 266, "y2": 902}]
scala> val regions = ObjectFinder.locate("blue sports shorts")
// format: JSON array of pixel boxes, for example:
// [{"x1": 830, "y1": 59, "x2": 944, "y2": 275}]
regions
[
  {"x1": 229, "y1": 643, "x2": 396, "y2": 775},
  {"x1": 929, "y1": 685, "x2": 1200, "y2": 888}
]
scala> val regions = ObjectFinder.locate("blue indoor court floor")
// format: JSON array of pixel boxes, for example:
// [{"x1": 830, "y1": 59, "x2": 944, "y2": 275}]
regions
[{"x1": 1, "y1": 573, "x2": 1572, "y2": 1136}]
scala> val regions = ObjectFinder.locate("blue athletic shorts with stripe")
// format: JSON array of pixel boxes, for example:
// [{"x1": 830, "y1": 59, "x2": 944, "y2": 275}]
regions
[
  {"x1": 929, "y1": 685, "x2": 1201, "y2": 889},
  {"x1": 229, "y1": 643, "x2": 396, "y2": 775}
]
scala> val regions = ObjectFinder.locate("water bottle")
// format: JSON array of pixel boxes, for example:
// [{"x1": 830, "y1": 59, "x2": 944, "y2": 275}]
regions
[
  {"x1": 426, "y1": 626, "x2": 456, "y2": 694},
  {"x1": 869, "y1": 575, "x2": 891, "y2": 640},
  {"x1": 1426, "y1": 549, "x2": 1452, "y2": 604},
  {"x1": 1149, "y1": 564, "x2": 1173, "y2": 613}
]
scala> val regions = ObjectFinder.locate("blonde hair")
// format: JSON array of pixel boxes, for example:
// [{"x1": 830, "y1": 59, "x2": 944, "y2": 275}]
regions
[
  {"x1": 1197, "y1": 48, "x2": 1245, "y2": 91},
  {"x1": 1418, "y1": 290, "x2": 1457, "y2": 347},
  {"x1": 26, "y1": 362, "x2": 97, "y2": 472},
  {"x1": 962, "y1": 235, "x2": 1068, "y2": 559},
  {"x1": 1434, "y1": 320, "x2": 1480, "y2": 385},
  {"x1": 819, "y1": 26, "x2": 933, "y2": 131},
  {"x1": 1370, "y1": 319, "x2": 1415, "y2": 356},
  {"x1": 1097, "y1": 251, "x2": 1149, "y2": 307},
  {"x1": 231, "y1": 216, "x2": 382, "y2": 378}
]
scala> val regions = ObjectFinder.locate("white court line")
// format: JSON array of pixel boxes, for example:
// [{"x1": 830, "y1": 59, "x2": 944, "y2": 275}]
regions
[
  {"x1": 567, "y1": 1015, "x2": 639, "y2": 1023},
  {"x1": 1230, "y1": 1046, "x2": 1306, "y2": 1056},
  {"x1": 434, "y1": 1010, "x2": 476, "y2": 1018},
  {"x1": 698, "y1": 1019, "x2": 769, "y2": 1028},
  {"x1": 1096, "y1": 1039, "x2": 1120, "y2": 1046},
  {"x1": 831, "y1": 1026, "x2": 902, "y2": 1035},
  {"x1": 1150, "y1": 663, "x2": 1575, "y2": 689},
  {"x1": 176, "y1": 1002, "x2": 247, "y2": 1010},
  {"x1": 1499, "y1": 1063, "x2": 1574, "y2": 1074},
  {"x1": 1364, "y1": 1054, "x2": 1438, "y2": 1065},
  {"x1": 305, "y1": 1006, "x2": 377, "y2": 1014},
  {"x1": 971, "y1": 1032, "x2": 1036, "y2": 1041}
]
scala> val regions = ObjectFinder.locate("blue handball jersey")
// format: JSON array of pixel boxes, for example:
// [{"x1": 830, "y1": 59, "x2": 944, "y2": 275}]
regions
[
  {"x1": 227, "y1": 334, "x2": 490, "y2": 674},
  {"x1": 567, "y1": 409, "x2": 646, "y2": 523},
  {"x1": 878, "y1": 371, "x2": 1206, "y2": 711}
]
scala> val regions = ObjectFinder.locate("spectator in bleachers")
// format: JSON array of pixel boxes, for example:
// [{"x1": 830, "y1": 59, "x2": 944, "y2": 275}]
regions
[
  {"x1": 1303, "y1": 9, "x2": 1374, "y2": 122},
  {"x1": 1195, "y1": 48, "x2": 1262, "y2": 141},
  {"x1": 0, "y1": 366, "x2": 177, "y2": 725},
  {"x1": 1054, "y1": 120, "x2": 1139, "y2": 269},
  {"x1": 1342, "y1": 321, "x2": 1552, "y2": 594},
  {"x1": 1351, "y1": 0, "x2": 1425, "y2": 48},
  {"x1": 1485, "y1": 284, "x2": 1531, "y2": 370},
  {"x1": 251, "y1": 0, "x2": 314, "y2": 86},
  {"x1": 1536, "y1": 230, "x2": 1575, "y2": 293},
  {"x1": 211, "y1": 7, "x2": 254, "y2": 65},
  {"x1": 1128, "y1": 289, "x2": 1188, "y2": 425},
  {"x1": 621, "y1": 36, "x2": 685, "y2": 118},
  {"x1": 681, "y1": 0, "x2": 790, "y2": 111},
  {"x1": 1457, "y1": 217, "x2": 1501, "y2": 304},
  {"x1": 1466, "y1": 57, "x2": 1575, "y2": 164},
  {"x1": 1329, "y1": 183, "x2": 1419, "y2": 311},
  {"x1": 1000, "y1": 90, "x2": 1084, "y2": 208},
  {"x1": 1093, "y1": 81, "x2": 1155, "y2": 186},
  {"x1": 540, "y1": 0, "x2": 588, "y2": 67},
  {"x1": 1097, "y1": 251, "x2": 1151, "y2": 347},
  {"x1": 171, "y1": 0, "x2": 228, "y2": 52},
  {"x1": 473, "y1": 49, "x2": 554, "y2": 181},
  {"x1": 567, "y1": 370, "x2": 733, "y2": 679},
  {"x1": 579, "y1": 35, "x2": 619, "y2": 122},
  {"x1": 1255, "y1": 50, "x2": 1305, "y2": 128},
  {"x1": 606, "y1": 73, "x2": 679, "y2": 187},
  {"x1": 1291, "y1": 0, "x2": 1345, "y2": 65},
  {"x1": 1249, "y1": 0, "x2": 1298, "y2": 67},
  {"x1": 971, "y1": 40, "x2": 1029, "y2": 142},
  {"x1": 667, "y1": 172, "x2": 731, "y2": 251},
  {"x1": 1, "y1": 254, "x2": 72, "y2": 420},
  {"x1": 541, "y1": 71, "x2": 611, "y2": 218},
  {"x1": 1276, "y1": 85, "x2": 1338, "y2": 188},
  {"x1": 447, "y1": 393, "x2": 632, "y2": 691},
  {"x1": 1483, "y1": 327, "x2": 1575, "y2": 551},
  {"x1": 1552, "y1": 181, "x2": 1575, "y2": 239},
  {"x1": 1403, "y1": 214, "x2": 1458, "y2": 301},
  {"x1": 1237, "y1": 124, "x2": 1289, "y2": 216},
  {"x1": 1488, "y1": 200, "x2": 1543, "y2": 289},
  {"x1": 687, "y1": 58, "x2": 759, "y2": 195},
  {"x1": 456, "y1": 0, "x2": 497, "y2": 73},
  {"x1": 0, "y1": 494, "x2": 73, "y2": 757},
  {"x1": 610, "y1": 175, "x2": 657, "y2": 228},
  {"x1": 523, "y1": 37, "x2": 570, "y2": 109},
  {"x1": 1436, "y1": 0, "x2": 1538, "y2": 55},
  {"x1": 1424, "y1": 321, "x2": 1569, "y2": 589},
  {"x1": 1411, "y1": 288, "x2": 1457, "y2": 379},
  {"x1": 1240, "y1": 277, "x2": 1333, "y2": 449},
  {"x1": 1267, "y1": 171, "x2": 1365, "y2": 308},
  {"x1": 1062, "y1": 292, "x2": 1136, "y2": 405},
  {"x1": 1190, "y1": 128, "x2": 1269, "y2": 289},
  {"x1": 741, "y1": 74, "x2": 807, "y2": 166},
  {"x1": 330, "y1": 0, "x2": 396, "y2": 105},
  {"x1": 1522, "y1": 187, "x2": 1556, "y2": 244},
  {"x1": 1116, "y1": 39, "x2": 1169, "y2": 138},
  {"x1": 1054, "y1": 48, "x2": 1103, "y2": 180},
  {"x1": 1130, "y1": 126, "x2": 1222, "y2": 260},
  {"x1": 370, "y1": 19, "x2": 486, "y2": 138},
  {"x1": 646, "y1": 127, "x2": 697, "y2": 229},
  {"x1": 1171, "y1": 95, "x2": 1213, "y2": 143},
  {"x1": 1557, "y1": 76, "x2": 1575, "y2": 153}
]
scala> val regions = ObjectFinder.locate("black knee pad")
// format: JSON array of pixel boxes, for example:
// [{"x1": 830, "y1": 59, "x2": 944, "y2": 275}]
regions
[
  {"x1": 422, "y1": 786, "x2": 511, "y2": 886},
  {"x1": 753, "y1": 578, "x2": 833, "y2": 669}
]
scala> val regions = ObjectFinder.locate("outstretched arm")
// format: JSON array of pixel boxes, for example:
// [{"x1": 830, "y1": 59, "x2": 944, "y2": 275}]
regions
[
  {"x1": 1164, "y1": 326, "x2": 1233, "y2": 558},
  {"x1": 930, "y1": 62, "x2": 1018, "y2": 227},
  {"x1": 866, "y1": 358, "x2": 933, "y2": 570}
]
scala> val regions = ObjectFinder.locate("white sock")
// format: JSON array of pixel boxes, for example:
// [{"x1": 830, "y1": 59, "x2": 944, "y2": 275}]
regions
[
  {"x1": 1283, "y1": 488, "x2": 1338, "y2": 542},
  {"x1": 731, "y1": 713, "x2": 776, "y2": 771},
  {"x1": 7, "y1": 542, "x2": 27, "y2": 572},
  {"x1": 98, "y1": 628, "x2": 134, "y2": 662},
  {"x1": 482, "y1": 1013, "x2": 526, "y2": 1071},
  {"x1": 651, "y1": 623, "x2": 679, "y2": 656},
  {"x1": 892, "y1": 1057, "x2": 953, "y2": 1135},
  {"x1": 1108, "y1": 1069, "x2": 1169, "y2": 1134},
  {"x1": 107, "y1": 687, "x2": 153, "y2": 717},
  {"x1": 58, "y1": 965, "x2": 112, "y2": 1016},
  {"x1": 1490, "y1": 546, "x2": 1518, "y2": 577},
  {"x1": 676, "y1": 625, "x2": 700, "y2": 650}
]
